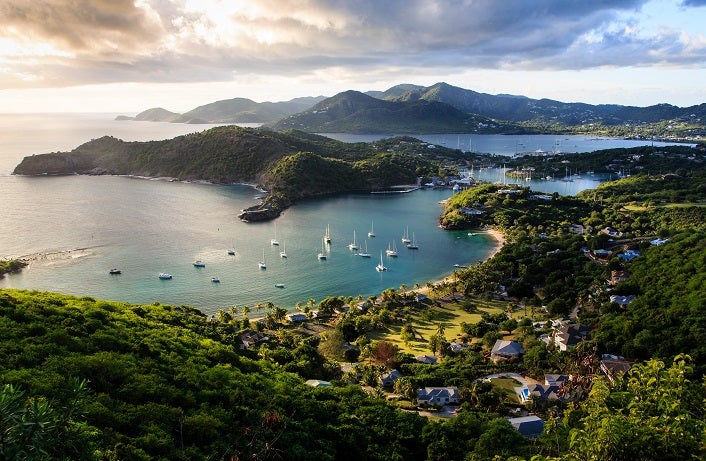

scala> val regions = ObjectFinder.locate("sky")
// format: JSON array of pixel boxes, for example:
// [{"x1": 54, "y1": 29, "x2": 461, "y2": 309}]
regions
[{"x1": 1, "y1": 0, "x2": 705, "y2": 113}]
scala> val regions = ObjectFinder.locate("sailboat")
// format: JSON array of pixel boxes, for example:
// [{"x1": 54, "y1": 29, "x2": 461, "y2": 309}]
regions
[
  {"x1": 258, "y1": 249, "x2": 266, "y2": 269},
  {"x1": 358, "y1": 241, "x2": 371, "y2": 257},
  {"x1": 406, "y1": 233, "x2": 419, "y2": 250},
  {"x1": 280, "y1": 241, "x2": 287, "y2": 258},
  {"x1": 368, "y1": 221, "x2": 376, "y2": 238},
  {"x1": 317, "y1": 238, "x2": 327, "y2": 260},
  {"x1": 324, "y1": 224, "x2": 331, "y2": 244},
  {"x1": 270, "y1": 223, "x2": 279, "y2": 246},
  {"x1": 386, "y1": 241, "x2": 398, "y2": 257},
  {"x1": 375, "y1": 251, "x2": 387, "y2": 272},
  {"x1": 348, "y1": 230, "x2": 359, "y2": 250},
  {"x1": 401, "y1": 226, "x2": 411, "y2": 244}
]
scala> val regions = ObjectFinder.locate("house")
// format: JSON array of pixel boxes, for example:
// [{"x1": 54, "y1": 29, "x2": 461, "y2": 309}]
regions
[
  {"x1": 554, "y1": 323, "x2": 589, "y2": 351},
  {"x1": 592, "y1": 249, "x2": 613, "y2": 259},
  {"x1": 509, "y1": 416, "x2": 545, "y2": 439},
  {"x1": 460, "y1": 207, "x2": 484, "y2": 215},
  {"x1": 379, "y1": 369, "x2": 403, "y2": 387},
  {"x1": 569, "y1": 223, "x2": 586, "y2": 235},
  {"x1": 609, "y1": 294, "x2": 636, "y2": 307},
  {"x1": 650, "y1": 237, "x2": 669, "y2": 246},
  {"x1": 239, "y1": 330, "x2": 269, "y2": 349},
  {"x1": 490, "y1": 340, "x2": 525, "y2": 362},
  {"x1": 520, "y1": 384, "x2": 564, "y2": 402},
  {"x1": 449, "y1": 342, "x2": 468, "y2": 353},
  {"x1": 601, "y1": 227, "x2": 623, "y2": 238},
  {"x1": 305, "y1": 379, "x2": 331, "y2": 388},
  {"x1": 415, "y1": 355, "x2": 438, "y2": 365},
  {"x1": 600, "y1": 354, "x2": 633, "y2": 384},
  {"x1": 618, "y1": 249, "x2": 640, "y2": 260},
  {"x1": 286, "y1": 312, "x2": 307, "y2": 323},
  {"x1": 609, "y1": 270, "x2": 630, "y2": 286},
  {"x1": 417, "y1": 387, "x2": 459, "y2": 405},
  {"x1": 544, "y1": 374, "x2": 569, "y2": 387}
]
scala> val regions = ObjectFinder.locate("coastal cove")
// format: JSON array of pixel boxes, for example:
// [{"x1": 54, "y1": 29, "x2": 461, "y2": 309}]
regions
[
  {"x1": 0, "y1": 175, "x2": 498, "y2": 314},
  {"x1": 0, "y1": 113, "x2": 678, "y2": 315}
]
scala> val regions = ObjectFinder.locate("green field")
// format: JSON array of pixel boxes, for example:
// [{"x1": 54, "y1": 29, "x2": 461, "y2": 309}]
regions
[{"x1": 370, "y1": 296, "x2": 508, "y2": 354}]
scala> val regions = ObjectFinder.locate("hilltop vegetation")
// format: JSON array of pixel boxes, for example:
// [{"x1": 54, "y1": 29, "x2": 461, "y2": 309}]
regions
[
  {"x1": 3, "y1": 144, "x2": 706, "y2": 459},
  {"x1": 13, "y1": 127, "x2": 456, "y2": 220}
]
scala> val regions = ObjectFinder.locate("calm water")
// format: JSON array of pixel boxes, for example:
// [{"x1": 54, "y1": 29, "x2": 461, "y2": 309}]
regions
[
  {"x1": 0, "y1": 113, "x2": 667, "y2": 314},
  {"x1": 320, "y1": 133, "x2": 688, "y2": 155}
]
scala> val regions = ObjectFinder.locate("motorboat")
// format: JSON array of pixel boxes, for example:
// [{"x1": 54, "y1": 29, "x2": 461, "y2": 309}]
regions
[
  {"x1": 109, "y1": 268, "x2": 121, "y2": 275},
  {"x1": 193, "y1": 260, "x2": 205, "y2": 267},
  {"x1": 275, "y1": 283, "x2": 285, "y2": 288},
  {"x1": 211, "y1": 277, "x2": 220, "y2": 283},
  {"x1": 158, "y1": 273, "x2": 172, "y2": 280}
]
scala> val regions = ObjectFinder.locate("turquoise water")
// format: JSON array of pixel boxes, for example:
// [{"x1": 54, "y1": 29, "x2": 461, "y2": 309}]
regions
[
  {"x1": 1, "y1": 113, "x2": 669, "y2": 315},
  {"x1": 0, "y1": 175, "x2": 494, "y2": 315}
]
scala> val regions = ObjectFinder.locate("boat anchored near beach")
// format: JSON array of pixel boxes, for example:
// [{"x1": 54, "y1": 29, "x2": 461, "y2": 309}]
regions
[
  {"x1": 258, "y1": 249, "x2": 266, "y2": 269},
  {"x1": 193, "y1": 260, "x2": 205, "y2": 268},
  {"x1": 406, "y1": 233, "x2": 419, "y2": 250},
  {"x1": 317, "y1": 238, "x2": 327, "y2": 260},
  {"x1": 358, "y1": 241, "x2": 371, "y2": 257},
  {"x1": 109, "y1": 268, "x2": 121, "y2": 275},
  {"x1": 158, "y1": 273, "x2": 172, "y2": 280},
  {"x1": 368, "y1": 221, "x2": 376, "y2": 238},
  {"x1": 280, "y1": 241, "x2": 287, "y2": 258},
  {"x1": 401, "y1": 226, "x2": 411, "y2": 244}
]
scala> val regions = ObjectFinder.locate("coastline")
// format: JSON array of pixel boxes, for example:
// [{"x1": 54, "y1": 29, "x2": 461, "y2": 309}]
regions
[{"x1": 411, "y1": 227, "x2": 505, "y2": 297}]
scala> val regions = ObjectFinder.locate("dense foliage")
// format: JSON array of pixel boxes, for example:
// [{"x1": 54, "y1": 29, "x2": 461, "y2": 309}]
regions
[{"x1": 0, "y1": 259, "x2": 26, "y2": 278}]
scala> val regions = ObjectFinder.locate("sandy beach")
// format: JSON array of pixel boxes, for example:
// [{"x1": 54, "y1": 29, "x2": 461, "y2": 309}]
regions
[{"x1": 411, "y1": 227, "x2": 505, "y2": 296}]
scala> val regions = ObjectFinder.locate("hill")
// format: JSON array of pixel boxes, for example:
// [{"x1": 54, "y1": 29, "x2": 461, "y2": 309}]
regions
[
  {"x1": 384, "y1": 82, "x2": 706, "y2": 136},
  {"x1": 269, "y1": 90, "x2": 520, "y2": 134},
  {"x1": 117, "y1": 96, "x2": 326, "y2": 124},
  {"x1": 12, "y1": 127, "x2": 446, "y2": 220}
]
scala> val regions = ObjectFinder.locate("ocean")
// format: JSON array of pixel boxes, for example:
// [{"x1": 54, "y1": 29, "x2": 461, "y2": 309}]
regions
[{"x1": 0, "y1": 113, "x2": 680, "y2": 315}]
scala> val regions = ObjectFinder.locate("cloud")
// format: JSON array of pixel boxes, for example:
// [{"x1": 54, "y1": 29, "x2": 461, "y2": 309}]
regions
[{"x1": 0, "y1": 0, "x2": 704, "y2": 90}]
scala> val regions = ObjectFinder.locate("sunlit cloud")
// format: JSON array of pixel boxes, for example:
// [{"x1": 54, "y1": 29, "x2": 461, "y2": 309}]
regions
[{"x1": 0, "y1": 0, "x2": 704, "y2": 110}]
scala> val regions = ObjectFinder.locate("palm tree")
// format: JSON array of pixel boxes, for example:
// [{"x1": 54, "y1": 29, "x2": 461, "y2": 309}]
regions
[{"x1": 241, "y1": 305, "x2": 251, "y2": 318}]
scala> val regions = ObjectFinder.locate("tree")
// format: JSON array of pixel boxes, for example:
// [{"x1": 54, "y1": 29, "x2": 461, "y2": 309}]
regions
[
  {"x1": 371, "y1": 340, "x2": 399, "y2": 368},
  {"x1": 499, "y1": 318, "x2": 518, "y2": 335},
  {"x1": 0, "y1": 379, "x2": 96, "y2": 461},
  {"x1": 318, "y1": 329, "x2": 346, "y2": 362},
  {"x1": 568, "y1": 355, "x2": 705, "y2": 461}
]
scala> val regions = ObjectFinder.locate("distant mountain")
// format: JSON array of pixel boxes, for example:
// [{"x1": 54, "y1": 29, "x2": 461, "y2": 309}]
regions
[
  {"x1": 269, "y1": 90, "x2": 520, "y2": 134},
  {"x1": 384, "y1": 82, "x2": 706, "y2": 128},
  {"x1": 116, "y1": 96, "x2": 326, "y2": 124}
]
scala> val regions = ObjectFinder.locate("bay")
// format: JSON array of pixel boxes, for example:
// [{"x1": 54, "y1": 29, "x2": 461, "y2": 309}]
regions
[
  {"x1": 320, "y1": 132, "x2": 688, "y2": 155},
  {"x1": 0, "y1": 113, "x2": 675, "y2": 315}
]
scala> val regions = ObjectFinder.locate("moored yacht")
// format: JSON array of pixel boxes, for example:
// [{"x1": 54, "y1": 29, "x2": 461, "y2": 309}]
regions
[
  {"x1": 375, "y1": 251, "x2": 387, "y2": 272},
  {"x1": 386, "y1": 241, "x2": 398, "y2": 257},
  {"x1": 158, "y1": 273, "x2": 172, "y2": 280}
]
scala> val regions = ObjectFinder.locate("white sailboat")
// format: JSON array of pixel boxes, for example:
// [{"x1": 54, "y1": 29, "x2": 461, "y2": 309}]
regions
[
  {"x1": 358, "y1": 241, "x2": 371, "y2": 257},
  {"x1": 401, "y1": 226, "x2": 411, "y2": 244},
  {"x1": 386, "y1": 241, "x2": 398, "y2": 257},
  {"x1": 376, "y1": 251, "x2": 387, "y2": 272},
  {"x1": 258, "y1": 249, "x2": 266, "y2": 269},
  {"x1": 317, "y1": 238, "x2": 327, "y2": 260},
  {"x1": 368, "y1": 221, "x2": 376, "y2": 238},
  {"x1": 280, "y1": 241, "x2": 287, "y2": 258},
  {"x1": 270, "y1": 223, "x2": 279, "y2": 246},
  {"x1": 324, "y1": 224, "x2": 331, "y2": 244},
  {"x1": 406, "y1": 233, "x2": 419, "y2": 250},
  {"x1": 348, "y1": 230, "x2": 359, "y2": 250}
]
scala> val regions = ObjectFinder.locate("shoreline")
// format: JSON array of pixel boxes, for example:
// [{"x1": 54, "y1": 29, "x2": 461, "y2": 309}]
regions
[{"x1": 410, "y1": 227, "x2": 505, "y2": 297}]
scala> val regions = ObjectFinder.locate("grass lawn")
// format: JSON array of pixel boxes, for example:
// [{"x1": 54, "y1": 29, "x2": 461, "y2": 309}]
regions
[
  {"x1": 489, "y1": 377, "x2": 522, "y2": 404},
  {"x1": 369, "y1": 296, "x2": 508, "y2": 355}
]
